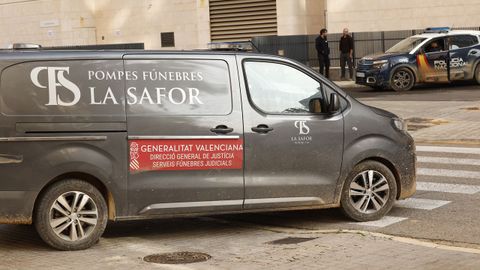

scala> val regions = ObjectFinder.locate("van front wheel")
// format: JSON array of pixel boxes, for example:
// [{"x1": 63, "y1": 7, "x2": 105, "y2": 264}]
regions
[
  {"x1": 340, "y1": 161, "x2": 397, "y2": 222},
  {"x1": 34, "y1": 179, "x2": 108, "y2": 250}
]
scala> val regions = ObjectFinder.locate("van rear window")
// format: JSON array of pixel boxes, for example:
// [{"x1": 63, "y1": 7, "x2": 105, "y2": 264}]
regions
[
  {"x1": 0, "y1": 60, "x2": 126, "y2": 117},
  {"x1": 124, "y1": 59, "x2": 232, "y2": 116}
]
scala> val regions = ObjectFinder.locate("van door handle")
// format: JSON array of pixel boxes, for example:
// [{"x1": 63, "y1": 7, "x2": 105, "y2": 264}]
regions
[
  {"x1": 251, "y1": 124, "x2": 274, "y2": 134},
  {"x1": 210, "y1": 125, "x2": 234, "y2": 134}
]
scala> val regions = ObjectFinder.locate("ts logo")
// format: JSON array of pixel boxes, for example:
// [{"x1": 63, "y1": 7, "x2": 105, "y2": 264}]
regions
[
  {"x1": 30, "y1": 67, "x2": 81, "y2": 106},
  {"x1": 294, "y1": 120, "x2": 310, "y2": 135}
]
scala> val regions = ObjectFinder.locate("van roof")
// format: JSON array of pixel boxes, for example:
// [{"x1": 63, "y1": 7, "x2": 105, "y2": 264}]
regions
[{"x1": 0, "y1": 49, "x2": 274, "y2": 61}]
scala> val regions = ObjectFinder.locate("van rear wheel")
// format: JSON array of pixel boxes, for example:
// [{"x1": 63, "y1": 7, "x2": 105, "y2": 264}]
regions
[
  {"x1": 390, "y1": 68, "x2": 414, "y2": 91},
  {"x1": 340, "y1": 161, "x2": 397, "y2": 222},
  {"x1": 34, "y1": 179, "x2": 108, "y2": 250}
]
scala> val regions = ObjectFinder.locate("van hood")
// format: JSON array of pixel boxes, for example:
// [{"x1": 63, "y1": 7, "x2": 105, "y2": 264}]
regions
[
  {"x1": 368, "y1": 105, "x2": 399, "y2": 119},
  {"x1": 361, "y1": 52, "x2": 407, "y2": 61}
]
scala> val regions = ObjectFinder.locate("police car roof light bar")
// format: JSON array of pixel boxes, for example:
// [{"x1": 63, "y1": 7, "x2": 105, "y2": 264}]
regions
[{"x1": 424, "y1": 27, "x2": 451, "y2": 33}]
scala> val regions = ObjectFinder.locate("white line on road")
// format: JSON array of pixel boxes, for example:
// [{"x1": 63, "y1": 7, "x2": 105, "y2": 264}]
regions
[
  {"x1": 351, "y1": 216, "x2": 408, "y2": 228},
  {"x1": 417, "y1": 156, "x2": 480, "y2": 166},
  {"x1": 416, "y1": 146, "x2": 480, "y2": 155},
  {"x1": 416, "y1": 181, "x2": 480, "y2": 194},
  {"x1": 395, "y1": 198, "x2": 450, "y2": 210},
  {"x1": 418, "y1": 168, "x2": 480, "y2": 179}
]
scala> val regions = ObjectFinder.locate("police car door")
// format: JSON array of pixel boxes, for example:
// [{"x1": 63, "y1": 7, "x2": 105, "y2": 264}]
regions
[
  {"x1": 238, "y1": 57, "x2": 344, "y2": 209},
  {"x1": 418, "y1": 37, "x2": 449, "y2": 82},
  {"x1": 124, "y1": 54, "x2": 245, "y2": 216},
  {"x1": 448, "y1": 35, "x2": 479, "y2": 80}
]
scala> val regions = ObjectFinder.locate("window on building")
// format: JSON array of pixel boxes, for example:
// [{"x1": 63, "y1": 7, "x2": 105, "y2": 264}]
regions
[{"x1": 161, "y1": 32, "x2": 175, "y2": 47}]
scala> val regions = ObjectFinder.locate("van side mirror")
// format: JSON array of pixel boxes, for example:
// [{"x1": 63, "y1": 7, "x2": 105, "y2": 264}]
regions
[
  {"x1": 308, "y1": 98, "x2": 323, "y2": 113},
  {"x1": 328, "y1": 93, "x2": 341, "y2": 114}
]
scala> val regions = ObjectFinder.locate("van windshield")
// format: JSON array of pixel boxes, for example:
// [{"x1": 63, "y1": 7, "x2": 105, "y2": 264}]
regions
[{"x1": 386, "y1": 37, "x2": 427, "y2": 54}]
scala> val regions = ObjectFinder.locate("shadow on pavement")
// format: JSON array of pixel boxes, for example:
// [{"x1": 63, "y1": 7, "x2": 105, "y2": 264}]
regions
[{"x1": 0, "y1": 208, "x2": 352, "y2": 251}]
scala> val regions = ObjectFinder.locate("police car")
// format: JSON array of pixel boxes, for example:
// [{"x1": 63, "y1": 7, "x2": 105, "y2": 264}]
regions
[{"x1": 356, "y1": 27, "x2": 480, "y2": 91}]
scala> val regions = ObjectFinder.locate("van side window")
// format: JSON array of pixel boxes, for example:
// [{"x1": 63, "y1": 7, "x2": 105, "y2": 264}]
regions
[
  {"x1": 125, "y1": 59, "x2": 232, "y2": 115},
  {"x1": 244, "y1": 61, "x2": 326, "y2": 114},
  {"x1": 449, "y1": 35, "x2": 478, "y2": 50}
]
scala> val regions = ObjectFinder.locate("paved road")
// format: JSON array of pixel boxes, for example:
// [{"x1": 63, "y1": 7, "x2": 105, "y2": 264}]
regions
[{"x1": 345, "y1": 82, "x2": 480, "y2": 101}]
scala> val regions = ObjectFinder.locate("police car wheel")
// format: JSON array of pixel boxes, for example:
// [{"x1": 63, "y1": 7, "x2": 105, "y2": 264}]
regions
[
  {"x1": 34, "y1": 179, "x2": 108, "y2": 251},
  {"x1": 475, "y1": 64, "x2": 480, "y2": 84},
  {"x1": 340, "y1": 161, "x2": 397, "y2": 222},
  {"x1": 390, "y1": 68, "x2": 414, "y2": 91}
]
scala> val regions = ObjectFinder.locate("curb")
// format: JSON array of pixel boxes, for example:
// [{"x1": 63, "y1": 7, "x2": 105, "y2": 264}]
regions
[{"x1": 415, "y1": 140, "x2": 480, "y2": 147}]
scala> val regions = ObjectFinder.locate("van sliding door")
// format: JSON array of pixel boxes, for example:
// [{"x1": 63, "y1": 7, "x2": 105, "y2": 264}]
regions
[{"x1": 123, "y1": 54, "x2": 244, "y2": 216}]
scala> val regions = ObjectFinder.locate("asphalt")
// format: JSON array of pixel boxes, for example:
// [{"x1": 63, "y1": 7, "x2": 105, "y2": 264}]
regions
[{"x1": 342, "y1": 81, "x2": 480, "y2": 102}]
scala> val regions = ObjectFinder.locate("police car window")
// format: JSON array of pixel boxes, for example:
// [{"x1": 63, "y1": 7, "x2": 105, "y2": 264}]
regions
[
  {"x1": 124, "y1": 59, "x2": 232, "y2": 116},
  {"x1": 424, "y1": 38, "x2": 446, "y2": 53},
  {"x1": 244, "y1": 61, "x2": 325, "y2": 114},
  {"x1": 386, "y1": 37, "x2": 426, "y2": 53},
  {"x1": 449, "y1": 35, "x2": 478, "y2": 49}
]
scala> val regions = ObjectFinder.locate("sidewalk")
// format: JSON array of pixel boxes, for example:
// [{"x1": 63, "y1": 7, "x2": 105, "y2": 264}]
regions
[
  {"x1": 359, "y1": 99, "x2": 480, "y2": 144},
  {"x1": 332, "y1": 80, "x2": 365, "y2": 89},
  {"x1": 1, "y1": 218, "x2": 479, "y2": 269},
  {"x1": 328, "y1": 80, "x2": 480, "y2": 144}
]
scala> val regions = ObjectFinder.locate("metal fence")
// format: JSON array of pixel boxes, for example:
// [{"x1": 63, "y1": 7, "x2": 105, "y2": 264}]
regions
[{"x1": 252, "y1": 27, "x2": 480, "y2": 68}]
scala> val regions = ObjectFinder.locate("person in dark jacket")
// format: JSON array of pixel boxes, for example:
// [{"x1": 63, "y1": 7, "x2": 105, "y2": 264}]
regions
[
  {"x1": 315, "y1": 28, "x2": 330, "y2": 78},
  {"x1": 339, "y1": 28, "x2": 354, "y2": 80}
]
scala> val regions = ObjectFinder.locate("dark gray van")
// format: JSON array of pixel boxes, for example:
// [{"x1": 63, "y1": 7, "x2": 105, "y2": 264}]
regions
[{"x1": 0, "y1": 47, "x2": 416, "y2": 250}]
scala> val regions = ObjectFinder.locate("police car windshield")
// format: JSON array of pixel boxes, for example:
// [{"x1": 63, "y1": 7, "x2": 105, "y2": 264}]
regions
[{"x1": 386, "y1": 37, "x2": 427, "y2": 53}]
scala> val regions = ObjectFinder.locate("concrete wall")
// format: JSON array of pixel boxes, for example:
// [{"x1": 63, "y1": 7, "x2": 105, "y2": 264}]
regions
[
  {"x1": 277, "y1": 0, "x2": 326, "y2": 35},
  {"x1": 94, "y1": 0, "x2": 210, "y2": 49},
  {"x1": 0, "y1": 0, "x2": 96, "y2": 48},
  {"x1": 0, "y1": 0, "x2": 210, "y2": 49},
  {"x1": 326, "y1": 0, "x2": 480, "y2": 33}
]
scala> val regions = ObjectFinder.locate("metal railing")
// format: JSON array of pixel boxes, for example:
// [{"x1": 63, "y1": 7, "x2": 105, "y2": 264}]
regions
[{"x1": 252, "y1": 27, "x2": 480, "y2": 68}]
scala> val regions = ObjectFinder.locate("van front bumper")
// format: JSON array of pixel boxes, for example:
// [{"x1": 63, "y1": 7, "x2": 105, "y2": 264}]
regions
[
  {"x1": 0, "y1": 191, "x2": 36, "y2": 224},
  {"x1": 397, "y1": 137, "x2": 416, "y2": 199}
]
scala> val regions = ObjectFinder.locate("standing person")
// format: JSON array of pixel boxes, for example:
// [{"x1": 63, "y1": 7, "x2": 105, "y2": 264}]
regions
[
  {"x1": 339, "y1": 28, "x2": 354, "y2": 80},
  {"x1": 315, "y1": 28, "x2": 330, "y2": 78}
]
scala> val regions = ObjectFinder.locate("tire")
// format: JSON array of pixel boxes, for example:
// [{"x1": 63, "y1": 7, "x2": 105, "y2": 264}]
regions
[
  {"x1": 475, "y1": 64, "x2": 480, "y2": 85},
  {"x1": 340, "y1": 161, "x2": 397, "y2": 222},
  {"x1": 34, "y1": 179, "x2": 108, "y2": 250},
  {"x1": 390, "y1": 68, "x2": 415, "y2": 91}
]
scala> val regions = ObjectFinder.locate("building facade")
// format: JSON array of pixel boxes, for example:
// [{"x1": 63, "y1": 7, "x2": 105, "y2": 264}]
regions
[{"x1": 0, "y1": 0, "x2": 479, "y2": 50}]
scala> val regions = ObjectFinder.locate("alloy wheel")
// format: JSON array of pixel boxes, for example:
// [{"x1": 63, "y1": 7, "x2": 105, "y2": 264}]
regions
[
  {"x1": 349, "y1": 170, "x2": 390, "y2": 214},
  {"x1": 49, "y1": 191, "x2": 99, "y2": 242},
  {"x1": 392, "y1": 70, "x2": 412, "y2": 90}
]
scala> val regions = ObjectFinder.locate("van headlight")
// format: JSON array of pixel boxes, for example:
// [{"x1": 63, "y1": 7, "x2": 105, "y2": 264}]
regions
[
  {"x1": 372, "y1": 60, "x2": 388, "y2": 69},
  {"x1": 392, "y1": 118, "x2": 407, "y2": 132}
]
